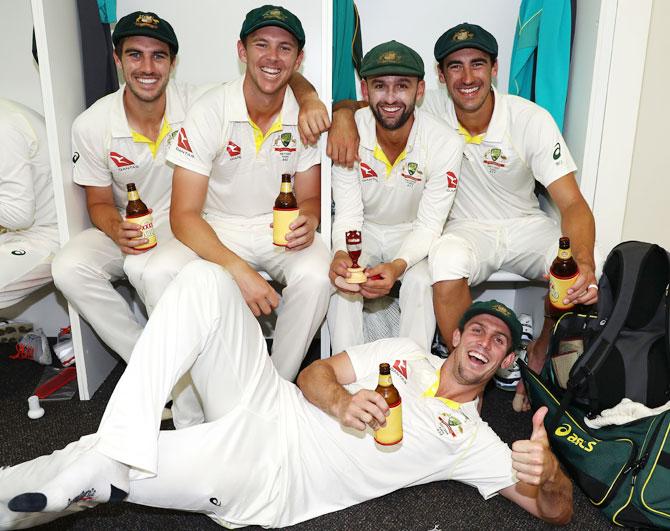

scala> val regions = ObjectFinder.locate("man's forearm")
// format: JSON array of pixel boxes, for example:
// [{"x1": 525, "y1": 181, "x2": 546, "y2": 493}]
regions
[
  {"x1": 537, "y1": 462, "x2": 573, "y2": 524},
  {"x1": 333, "y1": 99, "x2": 367, "y2": 113},
  {"x1": 289, "y1": 72, "x2": 319, "y2": 104},
  {"x1": 171, "y1": 213, "x2": 245, "y2": 270},
  {"x1": 89, "y1": 203, "x2": 123, "y2": 240},
  {"x1": 296, "y1": 360, "x2": 351, "y2": 418},
  {"x1": 298, "y1": 196, "x2": 321, "y2": 225},
  {"x1": 560, "y1": 201, "x2": 596, "y2": 270}
]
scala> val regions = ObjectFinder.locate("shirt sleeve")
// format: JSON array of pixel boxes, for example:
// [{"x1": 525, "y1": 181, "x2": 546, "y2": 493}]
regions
[
  {"x1": 0, "y1": 118, "x2": 37, "y2": 229},
  {"x1": 394, "y1": 125, "x2": 464, "y2": 268},
  {"x1": 331, "y1": 163, "x2": 364, "y2": 254},
  {"x1": 346, "y1": 338, "x2": 424, "y2": 381},
  {"x1": 166, "y1": 87, "x2": 225, "y2": 177},
  {"x1": 521, "y1": 107, "x2": 577, "y2": 188},
  {"x1": 296, "y1": 141, "x2": 320, "y2": 173},
  {"x1": 419, "y1": 89, "x2": 449, "y2": 119},
  {"x1": 71, "y1": 114, "x2": 113, "y2": 188}
]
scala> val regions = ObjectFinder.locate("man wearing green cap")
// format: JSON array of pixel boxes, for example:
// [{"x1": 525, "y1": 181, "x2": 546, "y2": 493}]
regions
[
  {"x1": 328, "y1": 40, "x2": 463, "y2": 356},
  {"x1": 1, "y1": 264, "x2": 572, "y2": 527},
  {"x1": 52, "y1": 10, "x2": 211, "y2": 367},
  {"x1": 424, "y1": 23, "x2": 599, "y2": 411},
  {"x1": 160, "y1": 5, "x2": 330, "y2": 383}
]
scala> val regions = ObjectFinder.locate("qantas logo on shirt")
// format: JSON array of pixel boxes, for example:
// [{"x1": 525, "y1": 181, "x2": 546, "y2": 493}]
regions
[
  {"x1": 177, "y1": 128, "x2": 193, "y2": 153},
  {"x1": 392, "y1": 359, "x2": 408, "y2": 382},
  {"x1": 109, "y1": 152, "x2": 135, "y2": 168},
  {"x1": 360, "y1": 163, "x2": 378, "y2": 179},
  {"x1": 446, "y1": 171, "x2": 458, "y2": 189},
  {"x1": 226, "y1": 140, "x2": 241, "y2": 158}
]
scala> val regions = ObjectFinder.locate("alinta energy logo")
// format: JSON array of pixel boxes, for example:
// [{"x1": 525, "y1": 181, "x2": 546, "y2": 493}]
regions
[{"x1": 554, "y1": 423, "x2": 597, "y2": 452}]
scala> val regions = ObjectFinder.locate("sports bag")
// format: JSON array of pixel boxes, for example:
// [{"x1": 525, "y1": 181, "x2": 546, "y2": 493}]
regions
[
  {"x1": 552, "y1": 241, "x2": 670, "y2": 417},
  {"x1": 521, "y1": 362, "x2": 670, "y2": 529}
]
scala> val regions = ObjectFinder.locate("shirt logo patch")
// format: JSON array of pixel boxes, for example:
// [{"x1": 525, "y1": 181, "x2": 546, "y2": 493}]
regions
[
  {"x1": 360, "y1": 162, "x2": 378, "y2": 179},
  {"x1": 72, "y1": 152, "x2": 80, "y2": 164},
  {"x1": 273, "y1": 133, "x2": 297, "y2": 161},
  {"x1": 226, "y1": 140, "x2": 241, "y2": 159},
  {"x1": 401, "y1": 162, "x2": 423, "y2": 186},
  {"x1": 10, "y1": 249, "x2": 27, "y2": 256},
  {"x1": 392, "y1": 359, "x2": 408, "y2": 383},
  {"x1": 483, "y1": 148, "x2": 507, "y2": 169},
  {"x1": 436, "y1": 411, "x2": 464, "y2": 438},
  {"x1": 553, "y1": 143, "x2": 562, "y2": 160},
  {"x1": 177, "y1": 128, "x2": 193, "y2": 153},
  {"x1": 447, "y1": 171, "x2": 458, "y2": 189},
  {"x1": 109, "y1": 151, "x2": 135, "y2": 168}
]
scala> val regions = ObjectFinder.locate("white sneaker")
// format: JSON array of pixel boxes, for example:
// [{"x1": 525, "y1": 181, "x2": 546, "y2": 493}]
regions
[
  {"x1": 10, "y1": 329, "x2": 52, "y2": 365},
  {"x1": 494, "y1": 314, "x2": 533, "y2": 391}
]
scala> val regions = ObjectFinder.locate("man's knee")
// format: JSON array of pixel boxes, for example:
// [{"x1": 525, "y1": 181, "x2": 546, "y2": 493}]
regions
[
  {"x1": 51, "y1": 246, "x2": 91, "y2": 295},
  {"x1": 429, "y1": 235, "x2": 475, "y2": 284}
]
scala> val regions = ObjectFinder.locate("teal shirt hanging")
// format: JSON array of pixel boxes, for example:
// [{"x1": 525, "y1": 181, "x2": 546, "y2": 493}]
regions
[
  {"x1": 509, "y1": 0, "x2": 572, "y2": 131},
  {"x1": 97, "y1": 0, "x2": 116, "y2": 24},
  {"x1": 332, "y1": 0, "x2": 362, "y2": 103}
]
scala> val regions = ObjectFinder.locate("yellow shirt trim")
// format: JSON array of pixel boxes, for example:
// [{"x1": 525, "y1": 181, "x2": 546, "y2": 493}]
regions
[
  {"x1": 373, "y1": 145, "x2": 407, "y2": 178},
  {"x1": 457, "y1": 123, "x2": 486, "y2": 145},
  {"x1": 131, "y1": 117, "x2": 171, "y2": 158},
  {"x1": 249, "y1": 114, "x2": 283, "y2": 154},
  {"x1": 422, "y1": 368, "x2": 461, "y2": 410}
]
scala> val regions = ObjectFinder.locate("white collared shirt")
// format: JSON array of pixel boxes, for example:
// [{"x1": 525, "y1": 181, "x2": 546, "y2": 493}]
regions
[
  {"x1": 331, "y1": 107, "x2": 463, "y2": 268},
  {"x1": 166, "y1": 76, "x2": 320, "y2": 222},
  {"x1": 421, "y1": 86, "x2": 577, "y2": 221},
  {"x1": 0, "y1": 99, "x2": 55, "y2": 231},
  {"x1": 71, "y1": 81, "x2": 210, "y2": 217}
]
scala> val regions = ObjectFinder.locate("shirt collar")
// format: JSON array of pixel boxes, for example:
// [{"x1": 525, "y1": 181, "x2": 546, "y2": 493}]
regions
[
  {"x1": 444, "y1": 85, "x2": 507, "y2": 144},
  {"x1": 421, "y1": 367, "x2": 462, "y2": 410}
]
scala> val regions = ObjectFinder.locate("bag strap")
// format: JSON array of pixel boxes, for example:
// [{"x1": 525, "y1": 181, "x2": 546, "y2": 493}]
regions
[{"x1": 567, "y1": 242, "x2": 653, "y2": 391}]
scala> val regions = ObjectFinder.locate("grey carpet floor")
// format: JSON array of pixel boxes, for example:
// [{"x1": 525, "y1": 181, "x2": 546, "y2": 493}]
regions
[{"x1": 0, "y1": 342, "x2": 619, "y2": 530}]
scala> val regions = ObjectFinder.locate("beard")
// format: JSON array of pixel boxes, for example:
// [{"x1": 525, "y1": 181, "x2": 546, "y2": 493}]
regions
[{"x1": 370, "y1": 101, "x2": 415, "y2": 131}]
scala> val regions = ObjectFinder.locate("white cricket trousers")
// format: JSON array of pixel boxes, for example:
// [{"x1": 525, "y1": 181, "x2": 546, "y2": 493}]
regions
[
  {"x1": 0, "y1": 226, "x2": 59, "y2": 309},
  {"x1": 139, "y1": 216, "x2": 331, "y2": 381},
  {"x1": 51, "y1": 219, "x2": 173, "y2": 362},
  {"x1": 0, "y1": 261, "x2": 291, "y2": 530},
  {"x1": 327, "y1": 222, "x2": 435, "y2": 354}
]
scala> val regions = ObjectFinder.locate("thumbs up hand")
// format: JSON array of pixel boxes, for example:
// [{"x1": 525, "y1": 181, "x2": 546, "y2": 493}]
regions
[{"x1": 511, "y1": 407, "x2": 559, "y2": 486}]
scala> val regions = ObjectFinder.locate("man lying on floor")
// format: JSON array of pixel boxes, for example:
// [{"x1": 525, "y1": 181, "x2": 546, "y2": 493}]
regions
[{"x1": 0, "y1": 261, "x2": 573, "y2": 529}]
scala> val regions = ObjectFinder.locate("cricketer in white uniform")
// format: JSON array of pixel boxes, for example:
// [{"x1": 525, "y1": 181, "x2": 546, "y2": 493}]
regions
[
  {"x1": 421, "y1": 24, "x2": 599, "y2": 362},
  {"x1": 0, "y1": 264, "x2": 574, "y2": 529},
  {"x1": 154, "y1": 5, "x2": 330, "y2": 382},
  {"x1": 51, "y1": 12, "x2": 209, "y2": 362},
  {"x1": 328, "y1": 41, "x2": 463, "y2": 354},
  {"x1": 0, "y1": 98, "x2": 59, "y2": 309}
]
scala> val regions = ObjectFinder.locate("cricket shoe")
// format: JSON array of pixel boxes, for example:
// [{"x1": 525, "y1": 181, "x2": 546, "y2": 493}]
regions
[
  {"x1": 10, "y1": 329, "x2": 52, "y2": 365},
  {"x1": 494, "y1": 313, "x2": 533, "y2": 391}
]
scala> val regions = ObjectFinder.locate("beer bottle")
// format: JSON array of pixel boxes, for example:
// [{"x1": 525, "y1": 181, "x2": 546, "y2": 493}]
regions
[
  {"x1": 549, "y1": 236, "x2": 579, "y2": 312},
  {"x1": 125, "y1": 183, "x2": 157, "y2": 250},
  {"x1": 272, "y1": 174, "x2": 299, "y2": 246},
  {"x1": 374, "y1": 362, "x2": 403, "y2": 446}
]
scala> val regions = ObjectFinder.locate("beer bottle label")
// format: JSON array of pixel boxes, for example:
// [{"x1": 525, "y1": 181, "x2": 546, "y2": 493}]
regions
[
  {"x1": 558, "y1": 248, "x2": 572, "y2": 260},
  {"x1": 126, "y1": 210, "x2": 158, "y2": 250},
  {"x1": 374, "y1": 400, "x2": 403, "y2": 446},
  {"x1": 272, "y1": 208, "x2": 299, "y2": 246},
  {"x1": 280, "y1": 181, "x2": 292, "y2": 194},
  {"x1": 127, "y1": 190, "x2": 140, "y2": 201},
  {"x1": 549, "y1": 272, "x2": 578, "y2": 310}
]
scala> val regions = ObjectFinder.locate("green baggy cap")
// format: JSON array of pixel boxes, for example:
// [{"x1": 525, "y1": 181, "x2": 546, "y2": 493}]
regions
[
  {"x1": 240, "y1": 5, "x2": 305, "y2": 50},
  {"x1": 434, "y1": 22, "x2": 498, "y2": 62},
  {"x1": 359, "y1": 40, "x2": 424, "y2": 79},
  {"x1": 113, "y1": 12, "x2": 178, "y2": 54}
]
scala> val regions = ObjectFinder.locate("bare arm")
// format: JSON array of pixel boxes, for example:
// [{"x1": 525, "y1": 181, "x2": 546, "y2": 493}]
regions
[
  {"x1": 547, "y1": 173, "x2": 598, "y2": 305},
  {"x1": 297, "y1": 352, "x2": 389, "y2": 431},
  {"x1": 289, "y1": 72, "x2": 331, "y2": 146},
  {"x1": 327, "y1": 100, "x2": 368, "y2": 169},
  {"x1": 170, "y1": 166, "x2": 279, "y2": 316},
  {"x1": 85, "y1": 185, "x2": 146, "y2": 255},
  {"x1": 500, "y1": 407, "x2": 573, "y2": 525},
  {"x1": 285, "y1": 164, "x2": 321, "y2": 251}
]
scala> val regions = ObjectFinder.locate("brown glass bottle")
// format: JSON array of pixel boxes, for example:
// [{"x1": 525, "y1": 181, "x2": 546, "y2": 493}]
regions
[
  {"x1": 125, "y1": 183, "x2": 157, "y2": 250},
  {"x1": 272, "y1": 174, "x2": 299, "y2": 246},
  {"x1": 374, "y1": 362, "x2": 403, "y2": 446},
  {"x1": 549, "y1": 236, "x2": 578, "y2": 313}
]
